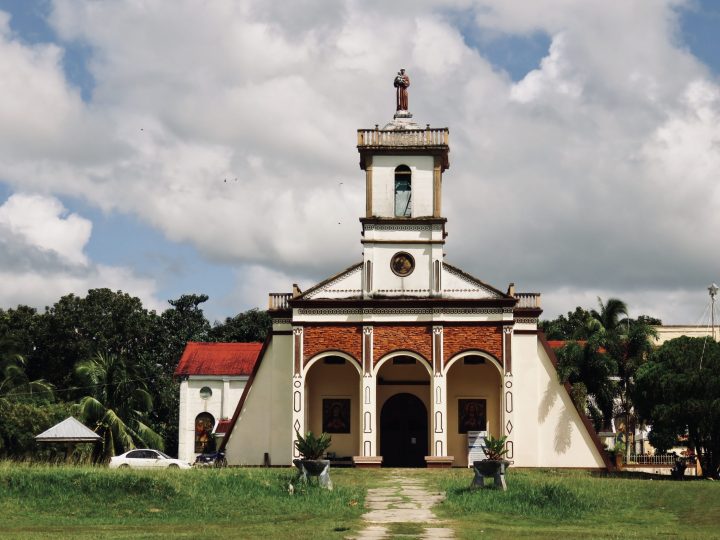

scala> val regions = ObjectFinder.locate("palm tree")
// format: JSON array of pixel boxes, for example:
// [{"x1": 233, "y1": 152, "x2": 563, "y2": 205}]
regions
[
  {"x1": 75, "y1": 352, "x2": 163, "y2": 463},
  {"x1": 0, "y1": 354, "x2": 54, "y2": 403},
  {"x1": 590, "y1": 298, "x2": 656, "y2": 459},
  {"x1": 590, "y1": 297, "x2": 628, "y2": 334},
  {"x1": 557, "y1": 330, "x2": 618, "y2": 431}
]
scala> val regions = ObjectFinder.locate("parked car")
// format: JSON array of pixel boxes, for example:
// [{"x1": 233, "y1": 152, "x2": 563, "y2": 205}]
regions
[
  {"x1": 193, "y1": 451, "x2": 227, "y2": 468},
  {"x1": 109, "y1": 449, "x2": 192, "y2": 469}
]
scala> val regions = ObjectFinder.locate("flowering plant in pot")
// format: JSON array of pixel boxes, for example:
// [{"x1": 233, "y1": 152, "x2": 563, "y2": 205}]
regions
[{"x1": 293, "y1": 430, "x2": 333, "y2": 488}]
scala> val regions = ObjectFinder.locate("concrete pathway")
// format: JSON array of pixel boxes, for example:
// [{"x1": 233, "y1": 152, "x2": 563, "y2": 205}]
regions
[{"x1": 349, "y1": 473, "x2": 454, "y2": 539}]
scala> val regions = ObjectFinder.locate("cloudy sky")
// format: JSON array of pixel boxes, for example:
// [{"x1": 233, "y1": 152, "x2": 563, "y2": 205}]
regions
[{"x1": 0, "y1": 0, "x2": 718, "y2": 324}]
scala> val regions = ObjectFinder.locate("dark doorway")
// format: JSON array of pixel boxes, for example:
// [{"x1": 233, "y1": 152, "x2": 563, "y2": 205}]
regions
[{"x1": 380, "y1": 393, "x2": 428, "y2": 467}]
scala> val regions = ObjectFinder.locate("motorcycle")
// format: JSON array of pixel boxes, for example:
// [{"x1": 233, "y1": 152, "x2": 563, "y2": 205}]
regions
[{"x1": 193, "y1": 451, "x2": 227, "y2": 468}]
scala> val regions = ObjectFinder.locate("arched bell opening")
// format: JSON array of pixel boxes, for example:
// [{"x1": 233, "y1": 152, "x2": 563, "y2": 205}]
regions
[{"x1": 394, "y1": 165, "x2": 412, "y2": 217}]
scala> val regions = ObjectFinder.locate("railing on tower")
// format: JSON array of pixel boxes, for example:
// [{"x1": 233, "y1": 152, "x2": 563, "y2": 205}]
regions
[
  {"x1": 268, "y1": 293, "x2": 292, "y2": 311},
  {"x1": 357, "y1": 126, "x2": 449, "y2": 148},
  {"x1": 515, "y1": 293, "x2": 541, "y2": 309}
]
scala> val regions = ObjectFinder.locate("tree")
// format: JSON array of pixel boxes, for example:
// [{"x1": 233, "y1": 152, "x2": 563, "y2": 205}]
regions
[
  {"x1": 551, "y1": 298, "x2": 658, "y2": 454},
  {"x1": 209, "y1": 308, "x2": 271, "y2": 342},
  {"x1": 75, "y1": 352, "x2": 163, "y2": 462},
  {"x1": 635, "y1": 337, "x2": 720, "y2": 478},
  {"x1": 144, "y1": 294, "x2": 212, "y2": 456},
  {"x1": 540, "y1": 306, "x2": 595, "y2": 340},
  {"x1": 29, "y1": 289, "x2": 157, "y2": 389},
  {"x1": 556, "y1": 334, "x2": 617, "y2": 431}
]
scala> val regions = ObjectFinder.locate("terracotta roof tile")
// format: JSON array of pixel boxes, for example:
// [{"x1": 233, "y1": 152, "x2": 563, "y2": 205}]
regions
[
  {"x1": 174, "y1": 342, "x2": 262, "y2": 377},
  {"x1": 214, "y1": 419, "x2": 231, "y2": 434}
]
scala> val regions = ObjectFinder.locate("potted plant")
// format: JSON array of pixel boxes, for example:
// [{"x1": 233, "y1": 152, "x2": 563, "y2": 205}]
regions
[
  {"x1": 471, "y1": 435, "x2": 510, "y2": 490},
  {"x1": 293, "y1": 430, "x2": 333, "y2": 489}
]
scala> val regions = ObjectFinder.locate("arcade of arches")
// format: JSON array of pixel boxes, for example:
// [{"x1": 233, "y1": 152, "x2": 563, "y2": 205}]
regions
[{"x1": 301, "y1": 350, "x2": 501, "y2": 467}]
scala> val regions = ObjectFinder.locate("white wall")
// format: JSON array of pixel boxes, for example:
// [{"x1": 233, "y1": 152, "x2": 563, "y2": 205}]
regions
[
  {"x1": 510, "y1": 332, "x2": 606, "y2": 468},
  {"x1": 371, "y1": 155, "x2": 434, "y2": 218},
  {"x1": 224, "y1": 335, "x2": 293, "y2": 466},
  {"x1": 177, "y1": 376, "x2": 247, "y2": 463}
]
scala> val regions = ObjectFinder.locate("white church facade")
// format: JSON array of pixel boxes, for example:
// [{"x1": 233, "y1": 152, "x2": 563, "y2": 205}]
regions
[{"x1": 219, "y1": 84, "x2": 609, "y2": 469}]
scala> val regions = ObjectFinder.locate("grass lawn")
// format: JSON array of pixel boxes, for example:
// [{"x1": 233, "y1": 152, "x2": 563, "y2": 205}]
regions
[
  {"x1": 1, "y1": 463, "x2": 719, "y2": 539},
  {"x1": 0, "y1": 462, "x2": 388, "y2": 539},
  {"x1": 434, "y1": 468, "x2": 720, "y2": 539}
]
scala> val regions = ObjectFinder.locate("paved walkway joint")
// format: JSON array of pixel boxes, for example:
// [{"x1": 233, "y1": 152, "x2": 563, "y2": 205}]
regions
[{"x1": 349, "y1": 473, "x2": 454, "y2": 539}]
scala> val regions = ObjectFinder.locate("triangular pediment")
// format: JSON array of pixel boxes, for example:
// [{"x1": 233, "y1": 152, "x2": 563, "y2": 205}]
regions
[
  {"x1": 299, "y1": 263, "x2": 364, "y2": 300},
  {"x1": 441, "y1": 263, "x2": 509, "y2": 300}
]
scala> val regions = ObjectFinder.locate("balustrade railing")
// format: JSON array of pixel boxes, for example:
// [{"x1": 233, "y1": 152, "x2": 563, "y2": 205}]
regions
[
  {"x1": 357, "y1": 127, "x2": 449, "y2": 147},
  {"x1": 268, "y1": 293, "x2": 292, "y2": 311},
  {"x1": 625, "y1": 454, "x2": 677, "y2": 465},
  {"x1": 515, "y1": 292, "x2": 541, "y2": 308}
]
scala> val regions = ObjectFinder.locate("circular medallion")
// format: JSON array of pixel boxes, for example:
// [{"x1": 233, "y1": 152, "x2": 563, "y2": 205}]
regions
[
  {"x1": 199, "y1": 386, "x2": 212, "y2": 399},
  {"x1": 390, "y1": 252, "x2": 415, "y2": 277}
]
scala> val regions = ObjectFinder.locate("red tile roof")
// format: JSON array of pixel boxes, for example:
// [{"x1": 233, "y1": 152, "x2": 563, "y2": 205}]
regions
[
  {"x1": 174, "y1": 342, "x2": 263, "y2": 377},
  {"x1": 214, "y1": 419, "x2": 231, "y2": 434}
]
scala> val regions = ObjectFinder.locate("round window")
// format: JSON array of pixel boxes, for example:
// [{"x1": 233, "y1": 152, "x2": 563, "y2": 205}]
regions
[
  {"x1": 199, "y1": 386, "x2": 212, "y2": 400},
  {"x1": 390, "y1": 252, "x2": 415, "y2": 277}
]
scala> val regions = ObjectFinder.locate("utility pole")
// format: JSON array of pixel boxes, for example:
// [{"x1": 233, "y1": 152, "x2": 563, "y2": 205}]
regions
[{"x1": 710, "y1": 284, "x2": 719, "y2": 341}]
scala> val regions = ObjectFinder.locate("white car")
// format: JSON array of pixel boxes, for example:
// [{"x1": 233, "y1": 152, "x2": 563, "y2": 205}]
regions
[{"x1": 109, "y1": 449, "x2": 192, "y2": 469}]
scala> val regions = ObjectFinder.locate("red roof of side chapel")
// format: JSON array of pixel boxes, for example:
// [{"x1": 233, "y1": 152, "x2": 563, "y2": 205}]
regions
[{"x1": 174, "y1": 342, "x2": 263, "y2": 377}]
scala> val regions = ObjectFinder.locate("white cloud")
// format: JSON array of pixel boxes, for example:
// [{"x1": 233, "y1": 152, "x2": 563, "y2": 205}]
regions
[
  {"x1": 0, "y1": 193, "x2": 90, "y2": 265},
  {"x1": 0, "y1": 193, "x2": 163, "y2": 311},
  {"x1": 0, "y1": 1, "x2": 717, "y2": 322}
]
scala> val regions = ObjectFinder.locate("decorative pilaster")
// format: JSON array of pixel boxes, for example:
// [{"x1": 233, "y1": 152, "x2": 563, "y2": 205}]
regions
[
  {"x1": 502, "y1": 326, "x2": 514, "y2": 459},
  {"x1": 361, "y1": 326, "x2": 377, "y2": 456},
  {"x1": 291, "y1": 327, "x2": 304, "y2": 460},
  {"x1": 503, "y1": 373, "x2": 515, "y2": 460},
  {"x1": 502, "y1": 326, "x2": 513, "y2": 374},
  {"x1": 432, "y1": 326, "x2": 447, "y2": 457}
]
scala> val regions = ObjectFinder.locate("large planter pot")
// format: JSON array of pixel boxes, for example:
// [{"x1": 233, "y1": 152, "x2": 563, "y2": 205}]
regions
[
  {"x1": 293, "y1": 459, "x2": 333, "y2": 490},
  {"x1": 471, "y1": 460, "x2": 510, "y2": 490},
  {"x1": 300, "y1": 459, "x2": 330, "y2": 476}
]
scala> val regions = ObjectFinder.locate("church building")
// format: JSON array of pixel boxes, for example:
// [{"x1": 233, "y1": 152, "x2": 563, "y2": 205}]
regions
[{"x1": 220, "y1": 75, "x2": 609, "y2": 469}]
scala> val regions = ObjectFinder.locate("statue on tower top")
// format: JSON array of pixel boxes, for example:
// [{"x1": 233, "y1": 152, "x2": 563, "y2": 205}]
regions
[{"x1": 394, "y1": 69, "x2": 410, "y2": 112}]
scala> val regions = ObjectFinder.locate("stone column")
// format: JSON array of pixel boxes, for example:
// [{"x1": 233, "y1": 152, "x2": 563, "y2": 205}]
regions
[
  {"x1": 178, "y1": 378, "x2": 189, "y2": 462},
  {"x1": 502, "y1": 326, "x2": 515, "y2": 460},
  {"x1": 291, "y1": 327, "x2": 304, "y2": 461},
  {"x1": 221, "y1": 377, "x2": 230, "y2": 419},
  {"x1": 432, "y1": 326, "x2": 448, "y2": 457},
  {"x1": 361, "y1": 326, "x2": 377, "y2": 457}
]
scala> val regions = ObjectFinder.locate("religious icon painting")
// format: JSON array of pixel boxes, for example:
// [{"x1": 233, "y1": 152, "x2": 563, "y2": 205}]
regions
[
  {"x1": 194, "y1": 412, "x2": 215, "y2": 453},
  {"x1": 458, "y1": 399, "x2": 486, "y2": 434},
  {"x1": 322, "y1": 398, "x2": 351, "y2": 434}
]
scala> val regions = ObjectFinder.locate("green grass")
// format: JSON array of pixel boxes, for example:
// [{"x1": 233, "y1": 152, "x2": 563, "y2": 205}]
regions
[
  {"x1": 1, "y1": 464, "x2": 719, "y2": 539},
  {"x1": 0, "y1": 462, "x2": 384, "y2": 539},
  {"x1": 434, "y1": 468, "x2": 720, "y2": 539}
]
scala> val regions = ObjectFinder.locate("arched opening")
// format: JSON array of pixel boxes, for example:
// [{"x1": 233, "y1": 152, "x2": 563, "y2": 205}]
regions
[
  {"x1": 376, "y1": 352, "x2": 431, "y2": 467},
  {"x1": 394, "y1": 165, "x2": 412, "y2": 217},
  {"x1": 445, "y1": 352, "x2": 503, "y2": 467},
  {"x1": 381, "y1": 393, "x2": 428, "y2": 467},
  {"x1": 195, "y1": 412, "x2": 215, "y2": 454},
  {"x1": 304, "y1": 354, "x2": 360, "y2": 460}
]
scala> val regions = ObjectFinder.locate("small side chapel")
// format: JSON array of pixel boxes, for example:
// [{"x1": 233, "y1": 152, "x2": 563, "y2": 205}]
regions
[{"x1": 221, "y1": 73, "x2": 609, "y2": 469}]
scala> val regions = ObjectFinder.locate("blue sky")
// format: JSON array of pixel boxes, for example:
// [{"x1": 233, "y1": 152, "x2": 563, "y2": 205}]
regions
[{"x1": 0, "y1": 0, "x2": 718, "y2": 323}]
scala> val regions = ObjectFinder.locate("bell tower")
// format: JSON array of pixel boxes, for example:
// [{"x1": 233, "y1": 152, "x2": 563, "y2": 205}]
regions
[{"x1": 357, "y1": 70, "x2": 450, "y2": 299}]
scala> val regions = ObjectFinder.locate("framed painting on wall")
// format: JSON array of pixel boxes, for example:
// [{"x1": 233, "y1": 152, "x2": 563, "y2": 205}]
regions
[
  {"x1": 458, "y1": 398, "x2": 486, "y2": 434},
  {"x1": 322, "y1": 398, "x2": 351, "y2": 434}
]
